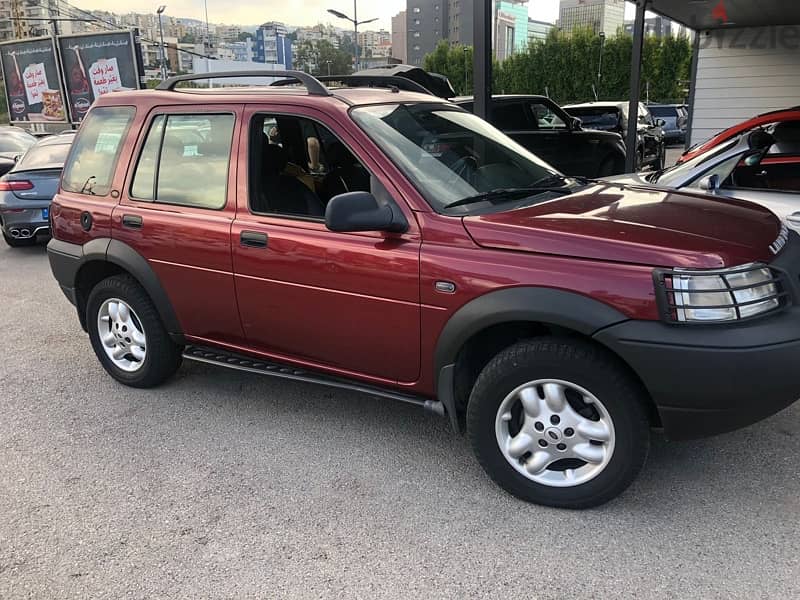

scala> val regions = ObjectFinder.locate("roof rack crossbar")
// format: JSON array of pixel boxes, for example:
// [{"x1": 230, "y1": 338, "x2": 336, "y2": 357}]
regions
[
  {"x1": 271, "y1": 74, "x2": 434, "y2": 96},
  {"x1": 156, "y1": 70, "x2": 331, "y2": 96}
]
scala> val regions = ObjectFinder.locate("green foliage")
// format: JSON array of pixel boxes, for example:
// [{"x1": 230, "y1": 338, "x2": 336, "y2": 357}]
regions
[
  {"x1": 295, "y1": 40, "x2": 353, "y2": 77},
  {"x1": 237, "y1": 32, "x2": 253, "y2": 42},
  {"x1": 424, "y1": 30, "x2": 693, "y2": 104}
]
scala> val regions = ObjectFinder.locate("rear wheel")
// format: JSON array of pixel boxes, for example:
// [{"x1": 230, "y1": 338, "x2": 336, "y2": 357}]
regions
[
  {"x1": 86, "y1": 275, "x2": 182, "y2": 388},
  {"x1": 597, "y1": 154, "x2": 623, "y2": 178},
  {"x1": 466, "y1": 338, "x2": 650, "y2": 509}
]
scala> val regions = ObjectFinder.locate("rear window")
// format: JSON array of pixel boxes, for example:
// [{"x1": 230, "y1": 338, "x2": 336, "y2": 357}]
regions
[
  {"x1": 17, "y1": 142, "x2": 71, "y2": 170},
  {"x1": 61, "y1": 107, "x2": 134, "y2": 196},
  {"x1": 649, "y1": 106, "x2": 678, "y2": 118}
]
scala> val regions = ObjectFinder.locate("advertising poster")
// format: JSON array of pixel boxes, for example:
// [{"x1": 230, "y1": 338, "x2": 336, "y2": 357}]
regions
[
  {"x1": 0, "y1": 37, "x2": 66, "y2": 123},
  {"x1": 57, "y1": 31, "x2": 141, "y2": 122}
]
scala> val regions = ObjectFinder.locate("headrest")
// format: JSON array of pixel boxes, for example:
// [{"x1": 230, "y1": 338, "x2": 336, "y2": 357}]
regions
[{"x1": 773, "y1": 121, "x2": 800, "y2": 143}]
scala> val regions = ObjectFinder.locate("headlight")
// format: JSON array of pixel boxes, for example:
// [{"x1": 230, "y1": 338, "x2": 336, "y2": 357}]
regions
[{"x1": 657, "y1": 263, "x2": 783, "y2": 323}]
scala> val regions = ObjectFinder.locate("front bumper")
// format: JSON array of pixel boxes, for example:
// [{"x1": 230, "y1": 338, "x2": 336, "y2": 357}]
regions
[{"x1": 595, "y1": 308, "x2": 800, "y2": 440}]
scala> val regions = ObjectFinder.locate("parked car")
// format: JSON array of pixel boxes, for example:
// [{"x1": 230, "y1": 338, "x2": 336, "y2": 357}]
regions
[
  {"x1": 647, "y1": 104, "x2": 687, "y2": 144},
  {"x1": 0, "y1": 126, "x2": 37, "y2": 177},
  {"x1": 0, "y1": 132, "x2": 73, "y2": 247},
  {"x1": 563, "y1": 101, "x2": 666, "y2": 170},
  {"x1": 46, "y1": 72, "x2": 800, "y2": 509},
  {"x1": 605, "y1": 124, "x2": 800, "y2": 226},
  {"x1": 678, "y1": 106, "x2": 800, "y2": 164},
  {"x1": 454, "y1": 95, "x2": 627, "y2": 177}
]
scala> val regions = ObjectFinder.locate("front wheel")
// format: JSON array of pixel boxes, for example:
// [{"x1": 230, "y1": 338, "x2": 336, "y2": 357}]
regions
[
  {"x1": 466, "y1": 338, "x2": 650, "y2": 509},
  {"x1": 86, "y1": 274, "x2": 182, "y2": 388}
]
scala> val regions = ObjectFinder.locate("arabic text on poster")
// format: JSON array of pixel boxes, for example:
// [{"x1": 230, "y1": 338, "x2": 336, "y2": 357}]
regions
[
  {"x1": 90, "y1": 57, "x2": 122, "y2": 97},
  {"x1": 23, "y1": 62, "x2": 48, "y2": 104}
]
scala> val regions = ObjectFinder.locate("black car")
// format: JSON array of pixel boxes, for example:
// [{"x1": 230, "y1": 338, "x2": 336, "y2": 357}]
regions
[
  {"x1": 647, "y1": 104, "x2": 688, "y2": 144},
  {"x1": 455, "y1": 95, "x2": 627, "y2": 177},
  {"x1": 562, "y1": 101, "x2": 666, "y2": 171},
  {"x1": 0, "y1": 126, "x2": 37, "y2": 177}
]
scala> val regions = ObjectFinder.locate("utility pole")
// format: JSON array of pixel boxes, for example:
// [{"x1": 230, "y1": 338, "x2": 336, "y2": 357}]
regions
[{"x1": 157, "y1": 6, "x2": 167, "y2": 80}]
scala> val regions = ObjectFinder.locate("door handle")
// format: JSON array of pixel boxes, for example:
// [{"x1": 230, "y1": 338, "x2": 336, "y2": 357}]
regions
[
  {"x1": 121, "y1": 214, "x2": 143, "y2": 229},
  {"x1": 240, "y1": 230, "x2": 268, "y2": 248}
]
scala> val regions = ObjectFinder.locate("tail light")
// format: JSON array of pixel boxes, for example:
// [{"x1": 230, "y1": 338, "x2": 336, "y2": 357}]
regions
[{"x1": 0, "y1": 179, "x2": 34, "y2": 192}]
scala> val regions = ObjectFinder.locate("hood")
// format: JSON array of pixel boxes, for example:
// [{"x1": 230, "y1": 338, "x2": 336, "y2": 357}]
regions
[{"x1": 462, "y1": 183, "x2": 781, "y2": 268}]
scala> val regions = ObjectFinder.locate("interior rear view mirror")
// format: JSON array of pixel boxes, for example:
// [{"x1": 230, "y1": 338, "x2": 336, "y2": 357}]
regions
[
  {"x1": 655, "y1": 119, "x2": 667, "y2": 127},
  {"x1": 748, "y1": 129, "x2": 775, "y2": 150}
]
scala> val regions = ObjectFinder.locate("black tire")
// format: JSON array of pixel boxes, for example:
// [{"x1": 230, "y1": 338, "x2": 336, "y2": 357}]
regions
[
  {"x1": 466, "y1": 337, "x2": 650, "y2": 509},
  {"x1": 86, "y1": 274, "x2": 182, "y2": 388},
  {"x1": 3, "y1": 231, "x2": 36, "y2": 247}
]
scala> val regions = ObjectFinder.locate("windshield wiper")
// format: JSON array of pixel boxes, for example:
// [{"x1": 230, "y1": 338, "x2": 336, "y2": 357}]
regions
[
  {"x1": 442, "y1": 185, "x2": 574, "y2": 210},
  {"x1": 530, "y1": 173, "x2": 569, "y2": 188}
]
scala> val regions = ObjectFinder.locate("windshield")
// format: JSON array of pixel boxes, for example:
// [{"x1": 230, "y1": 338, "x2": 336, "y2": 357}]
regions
[
  {"x1": 17, "y1": 142, "x2": 71, "y2": 170},
  {"x1": 652, "y1": 137, "x2": 742, "y2": 186},
  {"x1": 648, "y1": 106, "x2": 677, "y2": 118},
  {"x1": 350, "y1": 103, "x2": 561, "y2": 212}
]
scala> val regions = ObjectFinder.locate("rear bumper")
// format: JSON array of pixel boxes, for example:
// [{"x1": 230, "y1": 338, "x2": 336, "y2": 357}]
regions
[
  {"x1": 595, "y1": 309, "x2": 800, "y2": 440},
  {"x1": 47, "y1": 238, "x2": 82, "y2": 306}
]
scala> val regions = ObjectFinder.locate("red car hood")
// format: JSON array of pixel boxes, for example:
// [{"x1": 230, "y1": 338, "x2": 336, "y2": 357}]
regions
[{"x1": 462, "y1": 183, "x2": 781, "y2": 268}]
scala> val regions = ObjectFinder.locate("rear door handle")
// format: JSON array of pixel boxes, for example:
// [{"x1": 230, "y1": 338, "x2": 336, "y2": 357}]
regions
[
  {"x1": 240, "y1": 230, "x2": 268, "y2": 248},
  {"x1": 121, "y1": 214, "x2": 143, "y2": 229}
]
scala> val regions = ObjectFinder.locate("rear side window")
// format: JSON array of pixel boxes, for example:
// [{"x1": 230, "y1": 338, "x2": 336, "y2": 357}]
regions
[
  {"x1": 61, "y1": 107, "x2": 134, "y2": 196},
  {"x1": 130, "y1": 113, "x2": 235, "y2": 209}
]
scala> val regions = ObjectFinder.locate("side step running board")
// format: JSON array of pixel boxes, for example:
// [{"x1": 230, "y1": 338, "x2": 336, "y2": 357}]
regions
[{"x1": 183, "y1": 345, "x2": 446, "y2": 416}]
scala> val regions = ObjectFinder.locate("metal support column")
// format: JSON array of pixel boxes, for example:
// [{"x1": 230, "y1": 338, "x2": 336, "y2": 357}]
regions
[
  {"x1": 625, "y1": 0, "x2": 647, "y2": 172},
  {"x1": 473, "y1": 0, "x2": 492, "y2": 121}
]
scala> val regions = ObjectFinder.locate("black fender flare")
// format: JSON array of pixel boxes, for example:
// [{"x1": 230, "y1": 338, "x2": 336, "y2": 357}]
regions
[
  {"x1": 433, "y1": 287, "x2": 629, "y2": 431},
  {"x1": 52, "y1": 237, "x2": 184, "y2": 339}
]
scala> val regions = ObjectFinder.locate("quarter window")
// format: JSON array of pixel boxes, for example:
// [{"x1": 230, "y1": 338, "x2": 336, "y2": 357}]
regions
[
  {"x1": 62, "y1": 106, "x2": 134, "y2": 196},
  {"x1": 130, "y1": 113, "x2": 235, "y2": 209}
]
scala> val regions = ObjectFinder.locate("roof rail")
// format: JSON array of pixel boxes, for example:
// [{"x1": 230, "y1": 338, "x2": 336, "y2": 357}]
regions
[
  {"x1": 156, "y1": 70, "x2": 331, "y2": 96},
  {"x1": 272, "y1": 74, "x2": 434, "y2": 96}
]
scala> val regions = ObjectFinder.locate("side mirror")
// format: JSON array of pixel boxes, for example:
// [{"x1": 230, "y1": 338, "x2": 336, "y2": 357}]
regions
[
  {"x1": 12, "y1": 154, "x2": 20, "y2": 163},
  {"x1": 655, "y1": 118, "x2": 666, "y2": 127},
  {"x1": 325, "y1": 191, "x2": 408, "y2": 234},
  {"x1": 569, "y1": 117, "x2": 582, "y2": 131},
  {"x1": 698, "y1": 174, "x2": 721, "y2": 193}
]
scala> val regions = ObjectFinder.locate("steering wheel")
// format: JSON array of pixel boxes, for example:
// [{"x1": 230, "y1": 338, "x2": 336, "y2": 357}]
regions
[{"x1": 444, "y1": 155, "x2": 479, "y2": 189}]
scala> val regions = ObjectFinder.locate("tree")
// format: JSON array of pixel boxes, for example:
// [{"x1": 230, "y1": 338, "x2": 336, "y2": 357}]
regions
[
  {"x1": 237, "y1": 32, "x2": 252, "y2": 42},
  {"x1": 295, "y1": 40, "x2": 353, "y2": 76},
  {"x1": 423, "y1": 30, "x2": 693, "y2": 104}
]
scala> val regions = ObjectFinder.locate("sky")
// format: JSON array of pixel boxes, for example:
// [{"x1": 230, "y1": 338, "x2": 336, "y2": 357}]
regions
[{"x1": 70, "y1": 0, "x2": 565, "y2": 31}]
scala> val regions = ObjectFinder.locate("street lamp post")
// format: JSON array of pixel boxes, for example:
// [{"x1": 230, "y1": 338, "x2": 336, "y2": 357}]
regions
[
  {"x1": 157, "y1": 5, "x2": 167, "y2": 80},
  {"x1": 597, "y1": 31, "x2": 606, "y2": 86},
  {"x1": 325, "y1": 60, "x2": 332, "y2": 76},
  {"x1": 327, "y1": 2, "x2": 377, "y2": 71}
]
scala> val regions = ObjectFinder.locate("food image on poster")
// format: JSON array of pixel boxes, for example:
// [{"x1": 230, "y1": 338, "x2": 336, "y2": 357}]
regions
[
  {"x1": 58, "y1": 31, "x2": 140, "y2": 122},
  {"x1": 0, "y1": 38, "x2": 65, "y2": 123}
]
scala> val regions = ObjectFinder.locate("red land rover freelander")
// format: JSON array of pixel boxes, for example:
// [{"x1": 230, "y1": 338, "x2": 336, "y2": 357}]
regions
[{"x1": 47, "y1": 72, "x2": 800, "y2": 508}]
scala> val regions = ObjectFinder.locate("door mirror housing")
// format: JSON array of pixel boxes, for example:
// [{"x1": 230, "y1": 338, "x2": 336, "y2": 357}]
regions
[
  {"x1": 325, "y1": 191, "x2": 408, "y2": 234},
  {"x1": 698, "y1": 174, "x2": 721, "y2": 193}
]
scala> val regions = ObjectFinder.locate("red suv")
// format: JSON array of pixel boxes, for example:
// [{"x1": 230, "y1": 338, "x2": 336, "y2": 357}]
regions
[{"x1": 47, "y1": 72, "x2": 800, "y2": 508}]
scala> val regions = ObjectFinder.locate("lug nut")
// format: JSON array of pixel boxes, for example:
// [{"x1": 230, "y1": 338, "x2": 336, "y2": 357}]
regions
[
  {"x1": 564, "y1": 428, "x2": 575, "y2": 437},
  {"x1": 550, "y1": 415, "x2": 560, "y2": 425},
  {"x1": 538, "y1": 439, "x2": 548, "y2": 448},
  {"x1": 534, "y1": 421, "x2": 544, "y2": 431},
  {"x1": 557, "y1": 443, "x2": 567, "y2": 451}
]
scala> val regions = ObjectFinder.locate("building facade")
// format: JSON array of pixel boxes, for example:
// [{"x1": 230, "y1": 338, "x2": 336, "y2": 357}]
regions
[
  {"x1": 391, "y1": 11, "x2": 407, "y2": 63},
  {"x1": 558, "y1": 0, "x2": 624, "y2": 35},
  {"x1": 497, "y1": 0, "x2": 529, "y2": 53},
  {"x1": 527, "y1": 18, "x2": 554, "y2": 44},
  {"x1": 255, "y1": 22, "x2": 292, "y2": 68}
]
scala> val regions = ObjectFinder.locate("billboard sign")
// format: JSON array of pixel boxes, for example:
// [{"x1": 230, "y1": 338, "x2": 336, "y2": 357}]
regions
[
  {"x1": 0, "y1": 37, "x2": 67, "y2": 123},
  {"x1": 57, "y1": 31, "x2": 142, "y2": 122}
]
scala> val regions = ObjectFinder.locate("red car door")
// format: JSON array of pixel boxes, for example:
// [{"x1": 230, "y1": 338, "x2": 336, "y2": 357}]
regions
[
  {"x1": 112, "y1": 105, "x2": 245, "y2": 344},
  {"x1": 231, "y1": 104, "x2": 421, "y2": 384}
]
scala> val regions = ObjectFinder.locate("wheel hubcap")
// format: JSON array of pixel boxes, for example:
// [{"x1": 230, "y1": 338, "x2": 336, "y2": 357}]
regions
[
  {"x1": 97, "y1": 298, "x2": 147, "y2": 372},
  {"x1": 495, "y1": 379, "x2": 615, "y2": 488}
]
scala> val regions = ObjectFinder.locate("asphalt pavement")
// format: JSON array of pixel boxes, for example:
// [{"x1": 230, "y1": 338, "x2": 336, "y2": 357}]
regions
[{"x1": 1, "y1": 238, "x2": 798, "y2": 599}]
